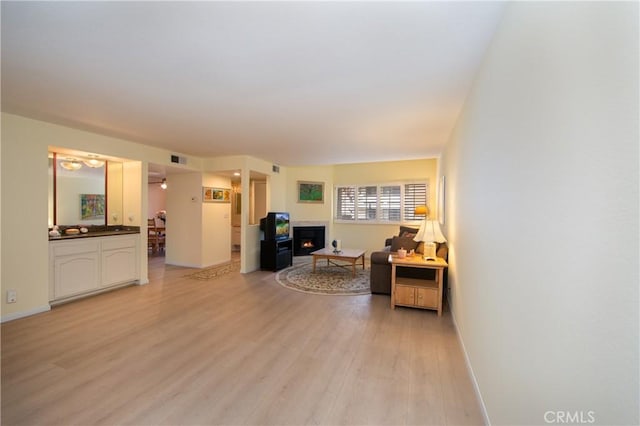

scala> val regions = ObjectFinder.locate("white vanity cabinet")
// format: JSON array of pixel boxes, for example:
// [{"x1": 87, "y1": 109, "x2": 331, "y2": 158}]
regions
[
  {"x1": 101, "y1": 236, "x2": 138, "y2": 287},
  {"x1": 49, "y1": 234, "x2": 140, "y2": 303},
  {"x1": 51, "y1": 240, "x2": 100, "y2": 300}
]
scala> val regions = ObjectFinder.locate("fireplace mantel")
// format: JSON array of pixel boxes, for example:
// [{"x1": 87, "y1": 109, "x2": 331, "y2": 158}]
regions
[{"x1": 291, "y1": 220, "x2": 330, "y2": 228}]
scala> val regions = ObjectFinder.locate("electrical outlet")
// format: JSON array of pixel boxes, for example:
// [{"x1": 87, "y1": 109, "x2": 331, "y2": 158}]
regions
[{"x1": 7, "y1": 290, "x2": 17, "y2": 304}]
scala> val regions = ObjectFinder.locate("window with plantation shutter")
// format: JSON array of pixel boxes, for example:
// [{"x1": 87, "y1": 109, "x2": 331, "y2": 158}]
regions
[
  {"x1": 356, "y1": 186, "x2": 377, "y2": 220},
  {"x1": 335, "y1": 181, "x2": 428, "y2": 223},
  {"x1": 379, "y1": 185, "x2": 401, "y2": 222},
  {"x1": 336, "y1": 186, "x2": 356, "y2": 220},
  {"x1": 403, "y1": 183, "x2": 428, "y2": 221}
]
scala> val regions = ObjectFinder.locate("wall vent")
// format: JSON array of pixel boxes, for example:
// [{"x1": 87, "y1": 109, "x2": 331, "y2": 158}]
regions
[
  {"x1": 171, "y1": 155, "x2": 187, "y2": 165},
  {"x1": 272, "y1": 165, "x2": 280, "y2": 173}
]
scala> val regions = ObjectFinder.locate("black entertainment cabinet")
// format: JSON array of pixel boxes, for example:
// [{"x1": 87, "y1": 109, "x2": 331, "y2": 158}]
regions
[{"x1": 260, "y1": 239, "x2": 293, "y2": 271}]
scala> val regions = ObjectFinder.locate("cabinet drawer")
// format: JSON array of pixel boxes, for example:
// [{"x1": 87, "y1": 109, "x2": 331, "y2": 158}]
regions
[
  {"x1": 52, "y1": 240, "x2": 100, "y2": 256},
  {"x1": 102, "y1": 236, "x2": 137, "y2": 250}
]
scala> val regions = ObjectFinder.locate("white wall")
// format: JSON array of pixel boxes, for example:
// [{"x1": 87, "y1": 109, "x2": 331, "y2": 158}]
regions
[
  {"x1": 252, "y1": 180, "x2": 267, "y2": 225},
  {"x1": 122, "y1": 161, "x2": 142, "y2": 227},
  {"x1": 440, "y1": 3, "x2": 638, "y2": 425},
  {"x1": 202, "y1": 173, "x2": 232, "y2": 267},
  {"x1": 203, "y1": 155, "x2": 286, "y2": 272},
  {"x1": 107, "y1": 161, "x2": 123, "y2": 225},
  {"x1": 0, "y1": 131, "x2": 2, "y2": 319},
  {"x1": 165, "y1": 172, "x2": 204, "y2": 268},
  {"x1": 331, "y1": 159, "x2": 438, "y2": 255},
  {"x1": 0, "y1": 113, "x2": 201, "y2": 320},
  {"x1": 286, "y1": 166, "x2": 334, "y2": 225},
  {"x1": 1, "y1": 115, "x2": 51, "y2": 319}
]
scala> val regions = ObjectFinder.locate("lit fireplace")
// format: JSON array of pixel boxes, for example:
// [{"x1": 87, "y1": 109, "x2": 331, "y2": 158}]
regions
[{"x1": 293, "y1": 226, "x2": 325, "y2": 256}]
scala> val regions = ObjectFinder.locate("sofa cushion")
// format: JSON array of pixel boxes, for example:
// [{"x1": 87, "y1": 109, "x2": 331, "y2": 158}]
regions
[{"x1": 390, "y1": 235, "x2": 419, "y2": 252}]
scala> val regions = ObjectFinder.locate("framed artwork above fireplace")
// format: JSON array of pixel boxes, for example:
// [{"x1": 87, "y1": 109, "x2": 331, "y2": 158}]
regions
[{"x1": 297, "y1": 181, "x2": 324, "y2": 203}]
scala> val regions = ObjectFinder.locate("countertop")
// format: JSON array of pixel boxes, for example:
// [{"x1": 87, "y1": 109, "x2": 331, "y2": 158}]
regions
[{"x1": 49, "y1": 226, "x2": 140, "y2": 241}]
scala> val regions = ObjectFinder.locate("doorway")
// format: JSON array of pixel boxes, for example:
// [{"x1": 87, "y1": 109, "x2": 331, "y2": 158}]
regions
[
  {"x1": 231, "y1": 178, "x2": 241, "y2": 261},
  {"x1": 148, "y1": 163, "x2": 167, "y2": 259}
]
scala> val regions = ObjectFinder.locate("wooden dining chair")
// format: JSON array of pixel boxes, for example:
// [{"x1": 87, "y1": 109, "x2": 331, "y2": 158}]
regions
[{"x1": 148, "y1": 218, "x2": 165, "y2": 253}]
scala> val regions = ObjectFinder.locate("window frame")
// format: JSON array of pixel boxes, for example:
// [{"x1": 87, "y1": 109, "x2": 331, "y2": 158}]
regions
[{"x1": 334, "y1": 180, "x2": 429, "y2": 225}]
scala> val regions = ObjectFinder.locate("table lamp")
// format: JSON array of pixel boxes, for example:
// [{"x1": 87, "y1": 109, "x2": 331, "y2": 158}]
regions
[{"x1": 413, "y1": 205, "x2": 446, "y2": 260}]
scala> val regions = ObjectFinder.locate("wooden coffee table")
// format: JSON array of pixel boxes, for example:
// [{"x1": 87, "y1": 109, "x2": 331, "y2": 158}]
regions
[{"x1": 310, "y1": 248, "x2": 366, "y2": 278}]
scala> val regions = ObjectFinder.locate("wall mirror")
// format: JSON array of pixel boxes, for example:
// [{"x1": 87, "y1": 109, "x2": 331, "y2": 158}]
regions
[{"x1": 48, "y1": 151, "x2": 124, "y2": 227}]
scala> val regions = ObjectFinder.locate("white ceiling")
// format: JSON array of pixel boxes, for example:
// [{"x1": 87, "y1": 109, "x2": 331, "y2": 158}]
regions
[{"x1": 1, "y1": 1, "x2": 505, "y2": 166}]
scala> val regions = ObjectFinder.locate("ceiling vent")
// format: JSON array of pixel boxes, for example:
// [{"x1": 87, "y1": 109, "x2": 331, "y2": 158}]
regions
[
  {"x1": 272, "y1": 165, "x2": 280, "y2": 173},
  {"x1": 171, "y1": 155, "x2": 187, "y2": 165}
]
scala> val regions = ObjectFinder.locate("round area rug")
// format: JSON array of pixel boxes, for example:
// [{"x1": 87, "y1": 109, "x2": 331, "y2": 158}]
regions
[
  {"x1": 185, "y1": 260, "x2": 240, "y2": 280},
  {"x1": 276, "y1": 261, "x2": 370, "y2": 295}
]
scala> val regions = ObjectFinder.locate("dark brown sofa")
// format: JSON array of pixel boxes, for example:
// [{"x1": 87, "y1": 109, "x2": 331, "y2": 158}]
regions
[{"x1": 370, "y1": 226, "x2": 448, "y2": 295}]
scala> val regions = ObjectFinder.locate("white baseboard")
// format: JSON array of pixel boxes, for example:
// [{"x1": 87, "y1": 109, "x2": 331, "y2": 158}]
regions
[
  {"x1": 448, "y1": 296, "x2": 491, "y2": 426},
  {"x1": 1, "y1": 304, "x2": 51, "y2": 323}
]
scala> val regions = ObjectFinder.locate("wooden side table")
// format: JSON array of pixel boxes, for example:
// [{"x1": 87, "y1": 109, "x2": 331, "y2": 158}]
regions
[{"x1": 390, "y1": 255, "x2": 448, "y2": 316}]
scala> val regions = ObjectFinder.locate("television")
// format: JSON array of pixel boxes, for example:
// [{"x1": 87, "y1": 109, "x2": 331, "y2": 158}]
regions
[{"x1": 260, "y1": 212, "x2": 290, "y2": 241}]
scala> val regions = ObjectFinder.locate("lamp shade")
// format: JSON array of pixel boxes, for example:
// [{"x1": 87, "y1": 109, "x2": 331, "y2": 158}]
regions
[
  {"x1": 414, "y1": 219, "x2": 447, "y2": 243},
  {"x1": 414, "y1": 205, "x2": 428, "y2": 216}
]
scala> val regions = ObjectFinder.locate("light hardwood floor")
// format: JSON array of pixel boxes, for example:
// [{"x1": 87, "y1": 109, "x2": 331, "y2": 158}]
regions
[{"x1": 1, "y1": 254, "x2": 484, "y2": 426}]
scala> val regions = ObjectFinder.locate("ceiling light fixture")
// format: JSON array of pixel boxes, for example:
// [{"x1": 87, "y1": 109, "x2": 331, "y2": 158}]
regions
[
  {"x1": 160, "y1": 178, "x2": 167, "y2": 190},
  {"x1": 60, "y1": 159, "x2": 82, "y2": 171},
  {"x1": 83, "y1": 155, "x2": 105, "y2": 168}
]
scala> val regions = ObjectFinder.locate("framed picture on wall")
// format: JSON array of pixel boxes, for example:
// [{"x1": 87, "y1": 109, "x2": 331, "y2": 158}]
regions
[
  {"x1": 203, "y1": 187, "x2": 231, "y2": 203},
  {"x1": 297, "y1": 181, "x2": 324, "y2": 203},
  {"x1": 80, "y1": 194, "x2": 105, "y2": 219}
]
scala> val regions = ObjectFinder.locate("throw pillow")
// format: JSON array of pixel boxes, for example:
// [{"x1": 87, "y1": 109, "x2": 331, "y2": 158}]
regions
[
  {"x1": 390, "y1": 236, "x2": 419, "y2": 252},
  {"x1": 399, "y1": 226, "x2": 419, "y2": 239}
]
